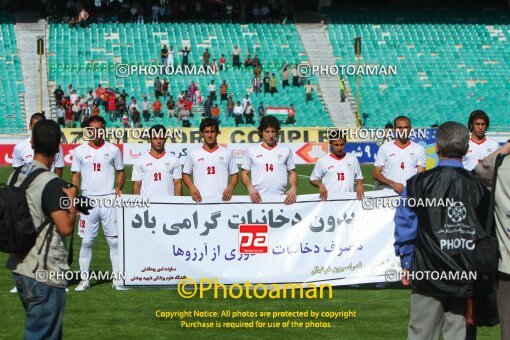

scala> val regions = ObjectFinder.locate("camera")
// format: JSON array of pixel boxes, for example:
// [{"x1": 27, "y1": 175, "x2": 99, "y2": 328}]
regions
[{"x1": 61, "y1": 180, "x2": 94, "y2": 215}]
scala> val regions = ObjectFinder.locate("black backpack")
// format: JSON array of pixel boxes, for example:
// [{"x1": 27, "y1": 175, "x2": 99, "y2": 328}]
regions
[{"x1": 0, "y1": 167, "x2": 51, "y2": 254}]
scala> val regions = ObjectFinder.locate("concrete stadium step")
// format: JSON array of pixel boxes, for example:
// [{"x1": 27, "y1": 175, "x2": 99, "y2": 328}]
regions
[{"x1": 295, "y1": 23, "x2": 356, "y2": 128}]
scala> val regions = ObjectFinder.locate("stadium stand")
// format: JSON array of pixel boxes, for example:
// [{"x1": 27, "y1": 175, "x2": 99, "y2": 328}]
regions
[
  {"x1": 47, "y1": 22, "x2": 333, "y2": 127},
  {"x1": 0, "y1": 11, "x2": 25, "y2": 134},
  {"x1": 325, "y1": 8, "x2": 510, "y2": 130}
]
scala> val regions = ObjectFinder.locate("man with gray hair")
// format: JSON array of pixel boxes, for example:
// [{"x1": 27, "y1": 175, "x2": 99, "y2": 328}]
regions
[{"x1": 394, "y1": 121, "x2": 491, "y2": 340}]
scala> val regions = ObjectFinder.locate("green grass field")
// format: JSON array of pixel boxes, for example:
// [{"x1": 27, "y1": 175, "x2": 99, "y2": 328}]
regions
[{"x1": 0, "y1": 165, "x2": 500, "y2": 339}]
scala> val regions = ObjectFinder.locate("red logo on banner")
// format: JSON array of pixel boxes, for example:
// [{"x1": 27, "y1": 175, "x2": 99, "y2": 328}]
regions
[
  {"x1": 238, "y1": 224, "x2": 268, "y2": 254},
  {"x1": 295, "y1": 143, "x2": 328, "y2": 163}
]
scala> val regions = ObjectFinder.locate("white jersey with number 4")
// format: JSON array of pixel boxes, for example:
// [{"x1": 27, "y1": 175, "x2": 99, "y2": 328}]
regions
[
  {"x1": 71, "y1": 141, "x2": 124, "y2": 196},
  {"x1": 131, "y1": 151, "x2": 182, "y2": 196},
  {"x1": 462, "y1": 137, "x2": 500, "y2": 171},
  {"x1": 242, "y1": 143, "x2": 295, "y2": 196},
  {"x1": 374, "y1": 141, "x2": 426, "y2": 186},
  {"x1": 310, "y1": 153, "x2": 363, "y2": 193},
  {"x1": 12, "y1": 137, "x2": 65, "y2": 171},
  {"x1": 183, "y1": 145, "x2": 238, "y2": 197}
]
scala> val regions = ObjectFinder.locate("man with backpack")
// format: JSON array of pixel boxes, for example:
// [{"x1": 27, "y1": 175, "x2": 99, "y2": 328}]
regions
[{"x1": 3, "y1": 119, "x2": 77, "y2": 338}]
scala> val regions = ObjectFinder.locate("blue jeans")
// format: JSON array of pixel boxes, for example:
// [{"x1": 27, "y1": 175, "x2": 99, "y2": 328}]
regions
[{"x1": 13, "y1": 273, "x2": 66, "y2": 340}]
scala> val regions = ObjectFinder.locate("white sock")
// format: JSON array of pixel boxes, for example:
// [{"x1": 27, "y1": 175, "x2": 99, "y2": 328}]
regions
[
  {"x1": 106, "y1": 236, "x2": 119, "y2": 281},
  {"x1": 78, "y1": 238, "x2": 94, "y2": 282}
]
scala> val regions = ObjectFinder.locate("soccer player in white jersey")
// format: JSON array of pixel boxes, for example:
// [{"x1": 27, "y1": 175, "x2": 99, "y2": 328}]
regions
[
  {"x1": 241, "y1": 115, "x2": 297, "y2": 204},
  {"x1": 310, "y1": 131, "x2": 364, "y2": 200},
  {"x1": 372, "y1": 116, "x2": 426, "y2": 193},
  {"x1": 183, "y1": 118, "x2": 238, "y2": 202},
  {"x1": 71, "y1": 116, "x2": 125, "y2": 291},
  {"x1": 132, "y1": 124, "x2": 182, "y2": 196},
  {"x1": 462, "y1": 110, "x2": 500, "y2": 171},
  {"x1": 12, "y1": 113, "x2": 64, "y2": 177}
]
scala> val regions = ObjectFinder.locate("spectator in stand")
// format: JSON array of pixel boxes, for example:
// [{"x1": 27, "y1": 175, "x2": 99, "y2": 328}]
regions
[
  {"x1": 226, "y1": 97, "x2": 234, "y2": 118},
  {"x1": 116, "y1": 96, "x2": 126, "y2": 119},
  {"x1": 181, "y1": 46, "x2": 191, "y2": 66},
  {"x1": 102, "y1": 91, "x2": 109, "y2": 113},
  {"x1": 86, "y1": 89, "x2": 94, "y2": 115},
  {"x1": 122, "y1": 113, "x2": 130, "y2": 128},
  {"x1": 208, "y1": 80, "x2": 217, "y2": 101},
  {"x1": 189, "y1": 81, "x2": 197, "y2": 102},
  {"x1": 142, "y1": 97, "x2": 151, "y2": 122},
  {"x1": 167, "y1": 46, "x2": 174, "y2": 67},
  {"x1": 234, "y1": 101, "x2": 244, "y2": 127},
  {"x1": 179, "y1": 106, "x2": 191, "y2": 127},
  {"x1": 282, "y1": 65, "x2": 289, "y2": 88},
  {"x1": 152, "y1": 3, "x2": 159, "y2": 22},
  {"x1": 91, "y1": 104, "x2": 100, "y2": 117},
  {"x1": 286, "y1": 104, "x2": 296, "y2": 126},
  {"x1": 131, "y1": 108, "x2": 141, "y2": 128},
  {"x1": 72, "y1": 100, "x2": 81, "y2": 124},
  {"x1": 66, "y1": 84, "x2": 73, "y2": 97},
  {"x1": 167, "y1": 96, "x2": 176, "y2": 118},
  {"x1": 54, "y1": 85, "x2": 64, "y2": 104},
  {"x1": 160, "y1": 46, "x2": 168, "y2": 65},
  {"x1": 263, "y1": 72, "x2": 271, "y2": 96},
  {"x1": 129, "y1": 5, "x2": 138, "y2": 22},
  {"x1": 253, "y1": 64, "x2": 262, "y2": 78},
  {"x1": 244, "y1": 53, "x2": 253, "y2": 68},
  {"x1": 219, "y1": 54, "x2": 226, "y2": 71},
  {"x1": 152, "y1": 98, "x2": 162, "y2": 119},
  {"x1": 184, "y1": 96, "x2": 193, "y2": 117},
  {"x1": 78, "y1": 8, "x2": 89, "y2": 27},
  {"x1": 305, "y1": 80, "x2": 313, "y2": 104},
  {"x1": 195, "y1": 88, "x2": 203, "y2": 105},
  {"x1": 65, "y1": 105, "x2": 74, "y2": 127},
  {"x1": 56, "y1": 104, "x2": 65, "y2": 127},
  {"x1": 108, "y1": 95, "x2": 116, "y2": 121},
  {"x1": 339, "y1": 76, "x2": 346, "y2": 102},
  {"x1": 252, "y1": 75, "x2": 261, "y2": 94},
  {"x1": 203, "y1": 96, "x2": 213, "y2": 118},
  {"x1": 211, "y1": 104, "x2": 220, "y2": 121},
  {"x1": 211, "y1": 59, "x2": 218, "y2": 74},
  {"x1": 203, "y1": 48, "x2": 210, "y2": 66},
  {"x1": 128, "y1": 98, "x2": 139, "y2": 113},
  {"x1": 95, "y1": 84, "x2": 104, "y2": 107},
  {"x1": 162, "y1": 78, "x2": 169, "y2": 100},
  {"x1": 292, "y1": 65, "x2": 299, "y2": 87},
  {"x1": 154, "y1": 77, "x2": 162, "y2": 98},
  {"x1": 258, "y1": 102, "x2": 265, "y2": 122},
  {"x1": 232, "y1": 45, "x2": 241, "y2": 68},
  {"x1": 252, "y1": 54, "x2": 261, "y2": 67},
  {"x1": 220, "y1": 80, "x2": 228, "y2": 103},
  {"x1": 269, "y1": 73, "x2": 278, "y2": 97},
  {"x1": 242, "y1": 94, "x2": 251, "y2": 112},
  {"x1": 244, "y1": 101, "x2": 255, "y2": 125},
  {"x1": 70, "y1": 90, "x2": 78, "y2": 105}
]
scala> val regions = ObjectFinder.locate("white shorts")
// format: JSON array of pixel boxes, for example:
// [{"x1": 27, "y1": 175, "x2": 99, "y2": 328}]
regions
[{"x1": 78, "y1": 195, "x2": 118, "y2": 239}]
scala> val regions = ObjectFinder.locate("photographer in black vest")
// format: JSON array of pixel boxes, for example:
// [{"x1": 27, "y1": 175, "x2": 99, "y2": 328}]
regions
[{"x1": 394, "y1": 121, "x2": 491, "y2": 339}]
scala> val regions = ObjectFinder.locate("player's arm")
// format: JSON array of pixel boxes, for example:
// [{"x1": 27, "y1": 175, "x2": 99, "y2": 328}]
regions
[
  {"x1": 53, "y1": 146, "x2": 65, "y2": 178},
  {"x1": 173, "y1": 178, "x2": 183, "y2": 196},
  {"x1": 182, "y1": 173, "x2": 201, "y2": 203},
  {"x1": 223, "y1": 173, "x2": 238, "y2": 201},
  {"x1": 309, "y1": 162, "x2": 327, "y2": 201},
  {"x1": 54, "y1": 167, "x2": 63, "y2": 178},
  {"x1": 11, "y1": 144, "x2": 23, "y2": 169},
  {"x1": 132, "y1": 181, "x2": 142, "y2": 195},
  {"x1": 241, "y1": 169, "x2": 261, "y2": 203},
  {"x1": 284, "y1": 170, "x2": 298, "y2": 205},
  {"x1": 115, "y1": 169, "x2": 126, "y2": 196},
  {"x1": 355, "y1": 179, "x2": 364, "y2": 200},
  {"x1": 372, "y1": 166, "x2": 404, "y2": 194},
  {"x1": 71, "y1": 172, "x2": 81, "y2": 189}
]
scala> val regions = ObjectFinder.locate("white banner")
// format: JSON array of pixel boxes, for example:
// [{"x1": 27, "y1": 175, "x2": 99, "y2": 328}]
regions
[{"x1": 118, "y1": 191, "x2": 401, "y2": 287}]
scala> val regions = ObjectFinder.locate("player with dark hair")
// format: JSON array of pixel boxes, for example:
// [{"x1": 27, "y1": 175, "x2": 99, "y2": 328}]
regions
[
  {"x1": 182, "y1": 118, "x2": 238, "y2": 202},
  {"x1": 310, "y1": 131, "x2": 364, "y2": 201},
  {"x1": 372, "y1": 116, "x2": 426, "y2": 193},
  {"x1": 132, "y1": 125, "x2": 182, "y2": 196},
  {"x1": 241, "y1": 115, "x2": 297, "y2": 204},
  {"x1": 71, "y1": 116, "x2": 125, "y2": 291},
  {"x1": 462, "y1": 110, "x2": 500, "y2": 170},
  {"x1": 12, "y1": 113, "x2": 65, "y2": 178}
]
